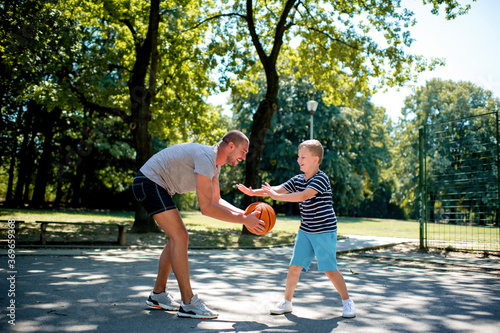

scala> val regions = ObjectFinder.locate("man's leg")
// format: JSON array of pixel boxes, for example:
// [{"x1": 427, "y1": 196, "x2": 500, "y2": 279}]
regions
[
  {"x1": 153, "y1": 209, "x2": 194, "y2": 304},
  {"x1": 152, "y1": 240, "x2": 173, "y2": 293}
]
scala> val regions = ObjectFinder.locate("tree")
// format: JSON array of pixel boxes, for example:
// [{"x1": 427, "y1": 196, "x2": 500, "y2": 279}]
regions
[
  {"x1": 393, "y1": 79, "x2": 500, "y2": 220},
  {"x1": 229, "y1": 68, "x2": 392, "y2": 217},
  {"x1": 1, "y1": 1, "x2": 228, "y2": 230},
  {"x1": 59, "y1": 0, "x2": 228, "y2": 231},
  {"x1": 196, "y1": 0, "x2": 472, "y2": 213},
  {"x1": 1, "y1": 0, "x2": 72, "y2": 206}
]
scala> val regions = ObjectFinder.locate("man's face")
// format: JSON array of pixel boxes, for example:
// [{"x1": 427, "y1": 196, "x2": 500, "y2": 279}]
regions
[{"x1": 226, "y1": 141, "x2": 249, "y2": 166}]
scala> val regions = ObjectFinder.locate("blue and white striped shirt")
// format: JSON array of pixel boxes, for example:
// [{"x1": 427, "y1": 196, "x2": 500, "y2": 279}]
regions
[{"x1": 282, "y1": 170, "x2": 337, "y2": 234}]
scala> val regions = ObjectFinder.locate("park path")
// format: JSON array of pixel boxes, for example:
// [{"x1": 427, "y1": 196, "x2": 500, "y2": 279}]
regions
[{"x1": 1, "y1": 236, "x2": 499, "y2": 333}]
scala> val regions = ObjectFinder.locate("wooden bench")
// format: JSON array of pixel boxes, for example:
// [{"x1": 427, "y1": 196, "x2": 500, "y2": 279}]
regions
[
  {"x1": 35, "y1": 221, "x2": 128, "y2": 246},
  {"x1": 0, "y1": 220, "x2": 24, "y2": 234}
]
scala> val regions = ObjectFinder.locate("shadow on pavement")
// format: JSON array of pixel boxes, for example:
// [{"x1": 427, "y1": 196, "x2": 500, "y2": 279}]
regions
[{"x1": 1, "y1": 246, "x2": 499, "y2": 333}]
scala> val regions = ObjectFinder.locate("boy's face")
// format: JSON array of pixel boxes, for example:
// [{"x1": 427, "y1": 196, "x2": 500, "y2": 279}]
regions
[{"x1": 297, "y1": 147, "x2": 319, "y2": 173}]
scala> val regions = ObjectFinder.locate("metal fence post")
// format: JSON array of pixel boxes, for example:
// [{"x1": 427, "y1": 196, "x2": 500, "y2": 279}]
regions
[
  {"x1": 419, "y1": 126, "x2": 426, "y2": 250},
  {"x1": 496, "y1": 112, "x2": 500, "y2": 229}
]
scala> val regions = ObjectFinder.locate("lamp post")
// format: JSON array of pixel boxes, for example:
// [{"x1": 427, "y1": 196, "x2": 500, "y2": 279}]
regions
[{"x1": 306, "y1": 100, "x2": 319, "y2": 140}]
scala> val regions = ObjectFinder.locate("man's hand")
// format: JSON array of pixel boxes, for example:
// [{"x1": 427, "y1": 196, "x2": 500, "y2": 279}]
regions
[{"x1": 243, "y1": 210, "x2": 266, "y2": 234}]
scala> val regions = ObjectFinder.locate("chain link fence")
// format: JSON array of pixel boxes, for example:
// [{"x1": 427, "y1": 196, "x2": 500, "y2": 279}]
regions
[{"x1": 419, "y1": 112, "x2": 500, "y2": 254}]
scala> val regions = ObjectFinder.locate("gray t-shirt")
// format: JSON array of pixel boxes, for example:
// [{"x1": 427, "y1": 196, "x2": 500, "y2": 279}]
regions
[{"x1": 140, "y1": 143, "x2": 220, "y2": 195}]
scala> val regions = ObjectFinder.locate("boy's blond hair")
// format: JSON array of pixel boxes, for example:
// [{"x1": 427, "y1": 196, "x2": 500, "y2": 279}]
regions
[{"x1": 298, "y1": 140, "x2": 324, "y2": 165}]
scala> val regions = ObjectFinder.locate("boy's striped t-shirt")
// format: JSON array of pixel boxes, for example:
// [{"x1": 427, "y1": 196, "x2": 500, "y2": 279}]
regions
[{"x1": 282, "y1": 170, "x2": 337, "y2": 234}]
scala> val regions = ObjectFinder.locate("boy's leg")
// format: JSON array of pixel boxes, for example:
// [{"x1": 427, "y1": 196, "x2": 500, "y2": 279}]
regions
[
  {"x1": 271, "y1": 265, "x2": 303, "y2": 314},
  {"x1": 324, "y1": 270, "x2": 349, "y2": 300},
  {"x1": 325, "y1": 270, "x2": 356, "y2": 318},
  {"x1": 153, "y1": 209, "x2": 194, "y2": 304},
  {"x1": 284, "y1": 265, "x2": 303, "y2": 301},
  {"x1": 271, "y1": 229, "x2": 314, "y2": 314}
]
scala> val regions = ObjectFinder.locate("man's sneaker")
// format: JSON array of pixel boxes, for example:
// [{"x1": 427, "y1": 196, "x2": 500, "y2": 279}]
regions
[
  {"x1": 342, "y1": 299, "x2": 356, "y2": 318},
  {"x1": 145, "y1": 291, "x2": 180, "y2": 311},
  {"x1": 177, "y1": 294, "x2": 218, "y2": 319},
  {"x1": 270, "y1": 299, "x2": 293, "y2": 315}
]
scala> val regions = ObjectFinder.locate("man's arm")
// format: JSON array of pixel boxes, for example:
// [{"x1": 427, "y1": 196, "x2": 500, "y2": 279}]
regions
[
  {"x1": 212, "y1": 177, "x2": 244, "y2": 214},
  {"x1": 196, "y1": 173, "x2": 264, "y2": 233}
]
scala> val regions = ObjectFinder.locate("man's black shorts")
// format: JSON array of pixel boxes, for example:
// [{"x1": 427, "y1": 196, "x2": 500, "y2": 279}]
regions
[{"x1": 132, "y1": 171, "x2": 177, "y2": 216}]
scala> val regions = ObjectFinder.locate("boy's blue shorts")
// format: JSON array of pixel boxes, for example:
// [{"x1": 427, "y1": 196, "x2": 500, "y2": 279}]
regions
[
  {"x1": 133, "y1": 171, "x2": 177, "y2": 216},
  {"x1": 290, "y1": 229, "x2": 338, "y2": 272}
]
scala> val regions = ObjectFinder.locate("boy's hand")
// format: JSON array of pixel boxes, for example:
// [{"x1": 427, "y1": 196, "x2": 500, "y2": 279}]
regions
[
  {"x1": 235, "y1": 184, "x2": 254, "y2": 196},
  {"x1": 262, "y1": 182, "x2": 278, "y2": 199}
]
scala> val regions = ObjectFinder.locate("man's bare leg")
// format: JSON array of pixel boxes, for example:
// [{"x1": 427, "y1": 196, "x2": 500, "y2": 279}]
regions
[{"x1": 153, "y1": 209, "x2": 194, "y2": 304}]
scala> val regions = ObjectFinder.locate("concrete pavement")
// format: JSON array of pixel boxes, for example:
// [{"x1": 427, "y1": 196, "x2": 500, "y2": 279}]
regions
[{"x1": 1, "y1": 235, "x2": 499, "y2": 333}]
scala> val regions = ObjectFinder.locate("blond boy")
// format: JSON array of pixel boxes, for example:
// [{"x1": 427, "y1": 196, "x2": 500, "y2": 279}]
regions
[{"x1": 236, "y1": 139, "x2": 355, "y2": 318}]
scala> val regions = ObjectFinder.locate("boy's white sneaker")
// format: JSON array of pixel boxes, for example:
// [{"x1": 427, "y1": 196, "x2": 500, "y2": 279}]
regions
[
  {"x1": 270, "y1": 299, "x2": 293, "y2": 315},
  {"x1": 342, "y1": 299, "x2": 356, "y2": 318}
]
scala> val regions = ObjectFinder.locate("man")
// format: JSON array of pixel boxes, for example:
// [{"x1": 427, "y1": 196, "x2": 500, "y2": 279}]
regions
[{"x1": 132, "y1": 130, "x2": 264, "y2": 319}]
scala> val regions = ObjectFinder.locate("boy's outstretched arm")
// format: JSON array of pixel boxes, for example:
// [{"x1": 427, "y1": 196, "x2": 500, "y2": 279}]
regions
[
  {"x1": 236, "y1": 183, "x2": 286, "y2": 197},
  {"x1": 262, "y1": 182, "x2": 317, "y2": 202}
]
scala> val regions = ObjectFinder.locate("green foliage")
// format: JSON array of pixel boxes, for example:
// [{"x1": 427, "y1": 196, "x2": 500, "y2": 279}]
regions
[
  {"x1": 392, "y1": 79, "x2": 500, "y2": 218},
  {"x1": 355, "y1": 179, "x2": 405, "y2": 219},
  {"x1": 228, "y1": 69, "x2": 394, "y2": 216},
  {"x1": 202, "y1": 0, "x2": 472, "y2": 106},
  {"x1": 200, "y1": 0, "x2": 474, "y2": 219},
  {"x1": 1, "y1": 0, "x2": 479, "y2": 216},
  {"x1": 0, "y1": 0, "x2": 229, "y2": 208}
]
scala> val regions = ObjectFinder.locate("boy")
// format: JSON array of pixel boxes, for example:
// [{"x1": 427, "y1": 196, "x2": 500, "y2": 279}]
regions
[{"x1": 236, "y1": 139, "x2": 355, "y2": 318}]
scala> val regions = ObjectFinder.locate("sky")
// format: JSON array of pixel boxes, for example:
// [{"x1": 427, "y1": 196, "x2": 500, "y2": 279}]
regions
[
  {"x1": 209, "y1": 0, "x2": 500, "y2": 121},
  {"x1": 371, "y1": 0, "x2": 500, "y2": 121}
]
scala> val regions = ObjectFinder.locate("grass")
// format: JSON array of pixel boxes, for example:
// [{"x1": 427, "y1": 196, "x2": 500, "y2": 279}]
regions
[
  {"x1": 0, "y1": 208, "x2": 135, "y2": 223},
  {"x1": 337, "y1": 217, "x2": 420, "y2": 239},
  {"x1": 2, "y1": 208, "x2": 497, "y2": 251},
  {"x1": 425, "y1": 222, "x2": 500, "y2": 252},
  {"x1": 0, "y1": 208, "x2": 422, "y2": 248}
]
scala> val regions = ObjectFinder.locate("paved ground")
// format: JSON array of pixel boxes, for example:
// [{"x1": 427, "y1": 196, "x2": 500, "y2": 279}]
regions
[{"x1": 1, "y1": 235, "x2": 499, "y2": 333}]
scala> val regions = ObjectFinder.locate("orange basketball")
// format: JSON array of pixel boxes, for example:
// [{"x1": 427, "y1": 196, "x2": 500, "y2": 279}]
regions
[{"x1": 244, "y1": 202, "x2": 276, "y2": 235}]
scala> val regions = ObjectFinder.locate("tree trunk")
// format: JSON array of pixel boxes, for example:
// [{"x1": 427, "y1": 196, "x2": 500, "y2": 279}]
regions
[
  {"x1": 22, "y1": 143, "x2": 34, "y2": 203},
  {"x1": 13, "y1": 102, "x2": 35, "y2": 206},
  {"x1": 429, "y1": 193, "x2": 436, "y2": 222},
  {"x1": 243, "y1": 97, "x2": 278, "y2": 205},
  {"x1": 129, "y1": 0, "x2": 160, "y2": 233},
  {"x1": 242, "y1": 67, "x2": 280, "y2": 234},
  {"x1": 130, "y1": 101, "x2": 157, "y2": 233},
  {"x1": 32, "y1": 107, "x2": 61, "y2": 207},
  {"x1": 71, "y1": 162, "x2": 84, "y2": 207},
  {"x1": 54, "y1": 178, "x2": 63, "y2": 206},
  {"x1": 5, "y1": 145, "x2": 17, "y2": 205}
]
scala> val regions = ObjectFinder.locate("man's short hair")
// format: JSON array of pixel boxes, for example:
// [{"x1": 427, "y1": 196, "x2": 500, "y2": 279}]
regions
[
  {"x1": 222, "y1": 130, "x2": 249, "y2": 147},
  {"x1": 298, "y1": 140, "x2": 324, "y2": 164}
]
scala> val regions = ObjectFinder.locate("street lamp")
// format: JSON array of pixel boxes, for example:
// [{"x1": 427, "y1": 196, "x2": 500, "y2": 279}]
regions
[{"x1": 306, "y1": 100, "x2": 319, "y2": 140}]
